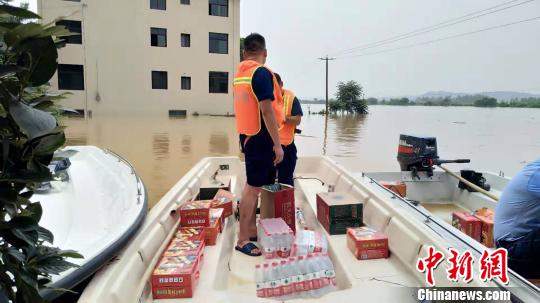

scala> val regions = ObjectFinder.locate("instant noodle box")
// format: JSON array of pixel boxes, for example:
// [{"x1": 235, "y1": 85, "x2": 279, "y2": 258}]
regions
[
  {"x1": 175, "y1": 227, "x2": 205, "y2": 242},
  {"x1": 379, "y1": 181, "x2": 407, "y2": 198},
  {"x1": 180, "y1": 200, "x2": 211, "y2": 227},
  {"x1": 164, "y1": 239, "x2": 205, "y2": 256},
  {"x1": 151, "y1": 253, "x2": 202, "y2": 299},
  {"x1": 204, "y1": 208, "x2": 223, "y2": 246},
  {"x1": 260, "y1": 183, "x2": 296, "y2": 232},
  {"x1": 452, "y1": 211, "x2": 481, "y2": 242},
  {"x1": 199, "y1": 175, "x2": 231, "y2": 200},
  {"x1": 211, "y1": 189, "x2": 234, "y2": 218},
  {"x1": 316, "y1": 192, "x2": 363, "y2": 235},
  {"x1": 347, "y1": 227, "x2": 389, "y2": 260},
  {"x1": 474, "y1": 208, "x2": 494, "y2": 248}
]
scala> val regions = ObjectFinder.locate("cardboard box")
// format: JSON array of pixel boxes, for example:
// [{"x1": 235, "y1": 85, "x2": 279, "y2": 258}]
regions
[
  {"x1": 180, "y1": 200, "x2": 211, "y2": 227},
  {"x1": 211, "y1": 189, "x2": 234, "y2": 218},
  {"x1": 152, "y1": 286, "x2": 195, "y2": 300},
  {"x1": 151, "y1": 254, "x2": 201, "y2": 289},
  {"x1": 380, "y1": 181, "x2": 407, "y2": 197},
  {"x1": 452, "y1": 212, "x2": 482, "y2": 242},
  {"x1": 199, "y1": 175, "x2": 231, "y2": 200},
  {"x1": 474, "y1": 208, "x2": 494, "y2": 248},
  {"x1": 260, "y1": 183, "x2": 296, "y2": 232},
  {"x1": 165, "y1": 239, "x2": 205, "y2": 257},
  {"x1": 316, "y1": 192, "x2": 363, "y2": 235},
  {"x1": 202, "y1": 208, "x2": 223, "y2": 246},
  {"x1": 175, "y1": 227, "x2": 205, "y2": 242},
  {"x1": 347, "y1": 227, "x2": 389, "y2": 260}
]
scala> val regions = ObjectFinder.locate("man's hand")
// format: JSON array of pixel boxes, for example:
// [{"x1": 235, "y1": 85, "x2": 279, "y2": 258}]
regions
[{"x1": 273, "y1": 144, "x2": 284, "y2": 165}]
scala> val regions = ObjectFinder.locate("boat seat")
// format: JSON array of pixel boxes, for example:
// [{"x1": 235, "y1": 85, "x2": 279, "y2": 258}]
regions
[
  {"x1": 386, "y1": 217, "x2": 422, "y2": 269},
  {"x1": 363, "y1": 199, "x2": 391, "y2": 232},
  {"x1": 138, "y1": 224, "x2": 166, "y2": 266}
]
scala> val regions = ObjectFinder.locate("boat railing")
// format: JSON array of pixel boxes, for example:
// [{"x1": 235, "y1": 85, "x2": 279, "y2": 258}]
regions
[
  {"x1": 104, "y1": 148, "x2": 144, "y2": 204},
  {"x1": 362, "y1": 173, "x2": 540, "y2": 303}
]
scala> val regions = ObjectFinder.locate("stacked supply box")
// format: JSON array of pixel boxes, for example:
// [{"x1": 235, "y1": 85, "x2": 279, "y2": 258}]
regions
[
  {"x1": 347, "y1": 227, "x2": 389, "y2": 260},
  {"x1": 452, "y1": 211, "x2": 482, "y2": 242},
  {"x1": 152, "y1": 228, "x2": 205, "y2": 299},
  {"x1": 258, "y1": 218, "x2": 294, "y2": 259},
  {"x1": 474, "y1": 208, "x2": 494, "y2": 248},
  {"x1": 180, "y1": 200, "x2": 211, "y2": 227},
  {"x1": 316, "y1": 192, "x2": 363, "y2": 235},
  {"x1": 204, "y1": 208, "x2": 223, "y2": 246},
  {"x1": 211, "y1": 189, "x2": 234, "y2": 219},
  {"x1": 260, "y1": 183, "x2": 296, "y2": 232}
]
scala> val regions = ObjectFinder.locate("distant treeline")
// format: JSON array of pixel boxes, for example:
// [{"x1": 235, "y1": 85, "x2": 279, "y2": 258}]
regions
[{"x1": 364, "y1": 95, "x2": 540, "y2": 108}]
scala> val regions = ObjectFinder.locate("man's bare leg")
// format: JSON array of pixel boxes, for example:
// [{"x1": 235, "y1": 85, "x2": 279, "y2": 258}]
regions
[{"x1": 237, "y1": 184, "x2": 261, "y2": 253}]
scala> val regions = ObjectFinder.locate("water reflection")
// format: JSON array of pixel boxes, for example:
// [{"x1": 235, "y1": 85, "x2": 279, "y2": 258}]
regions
[{"x1": 62, "y1": 106, "x2": 540, "y2": 207}]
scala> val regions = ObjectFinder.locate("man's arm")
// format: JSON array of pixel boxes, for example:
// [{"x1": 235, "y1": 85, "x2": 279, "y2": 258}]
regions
[
  {"x1": 285, "y1": 115, "x2": 302, "y2": 126},
  {"x1": 286, "y1": 97, "x2": 303, "y2": 126},
  {"x1": 260, "y1": 100, "x2": 284, "y2": 165}
]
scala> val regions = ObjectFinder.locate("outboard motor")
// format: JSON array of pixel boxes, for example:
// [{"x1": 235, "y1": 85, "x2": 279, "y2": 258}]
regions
[{"x1": 397, "y1": 135, "x2": 470, "y2": 179}]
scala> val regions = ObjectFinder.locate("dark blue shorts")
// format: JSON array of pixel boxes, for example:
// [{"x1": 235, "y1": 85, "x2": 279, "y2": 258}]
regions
[
  {"x1": 496, "y1": 227, "x2": 540, "y2": 278},
  {"x1": 277, "y1": 143, "x2": 297, "y2": 186},
  {"x1": 240, "y1": 134, "x2": 276, "y2": 187}
]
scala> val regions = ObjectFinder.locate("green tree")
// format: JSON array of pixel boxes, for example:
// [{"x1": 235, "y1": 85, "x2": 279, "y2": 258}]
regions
[
  {"x1": 474, "y1": 97, "x2": 498, "y2": 107},
  {"x1": 366, "y1": 97, "x2": 378, "y2": 105},
  {"x1": 330, "y1": 80, "x2": 368, "y2": 114},
  {"x1": 0, "y1": 3, "x2": 82, "y2": 302}
]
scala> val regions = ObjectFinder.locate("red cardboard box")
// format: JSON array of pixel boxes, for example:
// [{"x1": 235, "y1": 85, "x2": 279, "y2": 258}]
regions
[
  {"x1": 165, "y1": 239, "x2": 205, "y2": 256},
  {"x1": 180, "y1": 200, "x2": 211, "y2": 227},
  {"x1": 204, "y1": 211, "x2": 222, "y2": 246},
  {"x1": 260, "y1": 184, "x2": 296, "y2": 232},
  {"x1": 152, "y1": 286, "x2": 196, "y2": 300},
  {"x1": 151, "y1": 254, "x2": 201, "y2": 289},
  {"x1": 452, "y1": 212, "x2": 482, "y2": 242},
  {"x1": 175, "y1": 227, "x2": 205, "y2": 242},
  {"x1": 380, "y1": 181, "x2": 407, "y2": 197},
  {"x1": 474, "y1": 208, "x2": 494, "y2": 248},
  {"x1": 316, "y1": 192, "x2": 363, "y2": 235},
  {"x1": 211, "y1": 189, "x2": 234, "y2": 218},
  {"x1": 347, "y1": 227, "x2": 389, "y2": 260}
]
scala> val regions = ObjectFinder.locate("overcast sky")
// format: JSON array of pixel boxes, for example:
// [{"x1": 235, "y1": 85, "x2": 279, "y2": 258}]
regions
[
  {"x1": 241, "y1": 0, "x2": 540, "y2": 99},
  {"x1": 17, "y1": 0, "x2": 540, "y2": 99}
]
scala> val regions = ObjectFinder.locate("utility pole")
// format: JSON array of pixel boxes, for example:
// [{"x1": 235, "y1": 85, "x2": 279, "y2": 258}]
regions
[{"x1": 318, "y1": 56, "x2": 336, "y2": 115}]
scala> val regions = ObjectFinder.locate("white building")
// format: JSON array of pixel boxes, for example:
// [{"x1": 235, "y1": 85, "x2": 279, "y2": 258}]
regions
[{"x1": 38, "y1": 0, "x2": 240, "y2": 117}]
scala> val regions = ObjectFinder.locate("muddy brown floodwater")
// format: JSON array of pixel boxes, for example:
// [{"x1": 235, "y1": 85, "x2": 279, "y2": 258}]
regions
[{"x1": 63, "y1": 105, "x2": 540, "y2": 208}]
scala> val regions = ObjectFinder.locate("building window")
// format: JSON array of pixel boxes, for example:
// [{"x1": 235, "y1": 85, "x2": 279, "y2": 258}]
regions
[
  {"x1": 150, "y1": 0, "x2": 166, "y2": 10},
  {"x1": 56, "y1": 20, "x2": 82, "y2": 44},
  {"x1": 181, "y1": 33, "x2": 190, "y2": 47},
  {"x1": 209, "y1": 0, "x2": 228, "y2": 17},
  {"x1": 180, "y1": 0, "x2": 190, "y2": 4},
  {"x1": 209, "y1": 72, "x2": 228, "y2": 94},
  {"x1": 151, "y1": 27, "x2": 167, "y2": 47},
  {"x1": 58, "y1": 64, "x2": 84, "y2": 90},
  {"x1": 181, "y1": 76, "x2": 191, "y2": 90},
  {"x1": 209, "y1": 32, "x2": 228, "y2": 54},
  {"x1": 152, "y1": 71, "x2": 168, "y2": 89}
]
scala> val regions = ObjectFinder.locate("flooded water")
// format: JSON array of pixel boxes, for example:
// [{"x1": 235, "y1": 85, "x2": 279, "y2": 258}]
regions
[{"x1": 64, "y1": 105, "x2": 540, "y2": 207}]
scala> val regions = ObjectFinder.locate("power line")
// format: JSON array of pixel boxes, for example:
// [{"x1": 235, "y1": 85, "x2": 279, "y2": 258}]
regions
[
  {"x1": 330, "y1": 0, "x2": 536, "y2": 56},
  {"x1": 337, "y1": 15, "x2": 540, "y2": 59}
]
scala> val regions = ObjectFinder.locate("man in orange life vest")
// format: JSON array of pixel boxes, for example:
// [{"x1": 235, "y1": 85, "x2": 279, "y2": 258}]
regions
[
  {"x1": 233, "y1": 33, "x2": 284, "y2": 256},
  {"x1": 274, "y1": 73, "x2": 303, "y2": 187}
]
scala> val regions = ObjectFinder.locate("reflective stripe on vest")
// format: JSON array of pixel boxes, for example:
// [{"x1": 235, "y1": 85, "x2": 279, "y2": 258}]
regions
[
  {"x1": 279, "y1": 89, "x2": 296, "y2": 146},
  {"x1": 233, "y1": 60, "x2": 284, "y2": 136}
]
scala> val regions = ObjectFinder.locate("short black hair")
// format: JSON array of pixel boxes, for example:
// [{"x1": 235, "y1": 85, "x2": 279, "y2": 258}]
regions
[
  {"x1": 274, "y1": 73, "x2": 282, "y2": 84},
  {"x1": 243, "y1": 33, "x2": 266, "y2": 53}
]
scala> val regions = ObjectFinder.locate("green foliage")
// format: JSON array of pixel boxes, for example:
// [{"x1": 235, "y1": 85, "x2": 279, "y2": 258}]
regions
[
  {"x1": 474, "y1": 97, "x2": 497, "y2": 107},
  {"x1": 329, "y1": 80, "x2": 368, "y2": 114},
  {"x1": 0, "y1": 3, "x2": 82, "y2": 303}
]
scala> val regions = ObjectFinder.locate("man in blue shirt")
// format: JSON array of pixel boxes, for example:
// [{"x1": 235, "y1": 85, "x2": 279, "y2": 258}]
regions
[{"x1": 495, "y1": 158, "x2": 540, "y2": 278}]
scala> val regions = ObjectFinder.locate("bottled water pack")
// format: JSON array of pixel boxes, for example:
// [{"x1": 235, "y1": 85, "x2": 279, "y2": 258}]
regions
[
  {"x1": 255, "y1": 253, "x2": 337, "y2": 299},
  {"x1": 292, "y1": 230, "x2": 328, "y2": 256},
  {"x1": 258, "y1": 218, "x2": 294, "y2": 259}
]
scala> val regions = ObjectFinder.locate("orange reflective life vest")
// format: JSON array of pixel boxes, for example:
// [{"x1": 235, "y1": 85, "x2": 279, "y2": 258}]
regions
[
  {"x1": 233, "y1": 60, "x2": 284, "y2": 136},
  {"x1": 279, "y1": 89, "x2": 297, "y2": 146}
]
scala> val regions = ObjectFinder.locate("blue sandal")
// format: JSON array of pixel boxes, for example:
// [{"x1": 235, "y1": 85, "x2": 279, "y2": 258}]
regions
[{"x1": 235, "y1": 242, "x2": 261, "y2": 257}]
